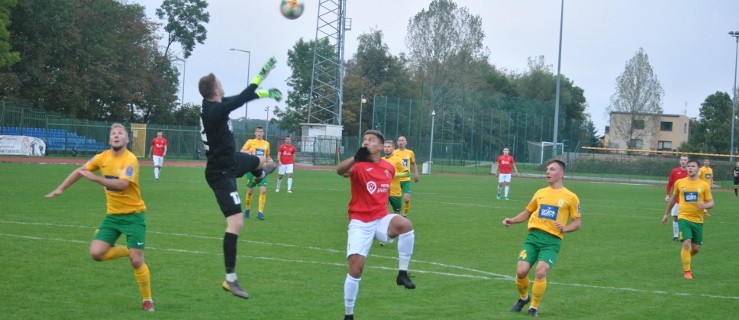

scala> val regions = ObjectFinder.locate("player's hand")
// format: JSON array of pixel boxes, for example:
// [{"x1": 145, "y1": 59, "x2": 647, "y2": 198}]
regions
[
  {"x1": 354, "y1": 147, "x2": 371, "y2": 162},
  {"x1": 661, "y1": 214, "x2": 669, "y2": 224},
  {"x1": 554, "y1": 221, "x2": 565, "y2": 232},
  {"x1": 502, "y1": 218, "x2": 513, "y2": 227},
  {"x1": 45, "y1": 189, "x2": 62, "y2": 198},
  {"x1": 664, "y1": 195, "x2": 670, "y2": 202},
  {"x1": 414, "y1": 174, "x2": 419, "y2": 183}
]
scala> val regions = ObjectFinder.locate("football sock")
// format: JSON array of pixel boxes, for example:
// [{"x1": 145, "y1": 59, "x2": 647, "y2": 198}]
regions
[
  {"x1": 398, "y1": 230, "x2": 415, "y2": 270},
  {"x1": 287, "y1": 178, "x2": 293, "y2": 190},
  {"x1": 403, "y1": 201, "x2": 411, "y2": 215},
  {"x1": 133, "y1": 263, "x2": 152, "y2": 301},
  {"x1": 344, "y1": 274, "x2": 361, "y2": 313},
  {"x1": 531, "y1": 278, "x2": 547, "y2": 308},
  {"x1": 245, "y1": 193, "x2": 253, "y2": 209},
  {"x1": 276, "y1": 178, "x2": 282, "y2": 189},
  {"x1": 497, "y1": 186, "x2": 502, "y2": 195},
  {"x1": 672, "y1": 221, "x2": 679, "y2": 238},
  {"x1": 504, "y1": 186, "x2": 510, "y2": 197},
  {"x1": 258, "y1": 193, "x2": 266, "y2": 212},
  {"x1": 515, "y1": 275, "x2": 530, "y2": 299},
  {"x1": 154, "y1": 168, "x2": 160, "y2": 179},
  {"x1": 224, "y1": 232, "x2": 238, "y2": 274},
  {"x1": 102, "y1": 246, "x2": 129, "y2": 261},
  {"x1": 681, "y1": 247, "x2": 691, "y2": 272}
]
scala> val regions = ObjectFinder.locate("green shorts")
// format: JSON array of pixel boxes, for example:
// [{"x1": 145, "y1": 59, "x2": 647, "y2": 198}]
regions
[
  {"x1": 246, "y1": 172, "x2": 268, "y2": 188},
  {"x1": 94, "y1": 212, "x2": 147, "y2": 249},
  {"x1": 400, "y1": 181, "x2": 412, "y2": 194},
  {"x1": 678, "y1": 219, "x2": 703, "y2": 245},
  {"x1": 518, "y1": 229, "x2": 562, "y2": 267},
  {"x1": 389, "y1": 196, "x2": 403, "y2": 212}
]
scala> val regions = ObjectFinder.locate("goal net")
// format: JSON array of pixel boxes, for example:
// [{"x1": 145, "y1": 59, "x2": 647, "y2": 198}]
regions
[{"x1": 527, "y1": 141, "x2": 564, "y2": 164}]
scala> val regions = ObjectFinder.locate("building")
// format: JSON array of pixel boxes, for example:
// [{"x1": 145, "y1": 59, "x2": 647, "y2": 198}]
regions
[{"x1": 607, "y1": 112, "x2": 689, "y2": 151}]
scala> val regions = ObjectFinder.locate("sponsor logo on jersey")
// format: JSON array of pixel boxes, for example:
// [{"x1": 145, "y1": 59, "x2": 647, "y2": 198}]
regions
[
  {"x1": 255, "y1": 149, "x2": 266, "y2": 156},
  {"x1": 125, "y1": 165, "x2": 134, "y2": 178},
  {"x1": 539, "y1": 204, "x2": 559, "y2": 220},
  {"x1": 684, "y1": 192, "x2": 698, "y2": 202},
  {"x1": 366, "y1": 181, "x2": 377, "y2": 194}
]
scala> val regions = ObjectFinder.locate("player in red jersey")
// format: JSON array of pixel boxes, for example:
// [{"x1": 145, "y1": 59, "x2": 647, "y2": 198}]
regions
[
  {"x1": 275, "y1": 136, "x2": 297, "y2": 193},
  {"x1": 665, "y1": 155, "x2": 689, "y2": 241},
  {"x1": 148, "y1": 130, "x2": 168, "y2": 181},
  {"x1": 336, "y1": 130, "x2": 416, "y2": 320},
  {"x1": 495, "y1": 147, "x2": 519, "y2": 200}
]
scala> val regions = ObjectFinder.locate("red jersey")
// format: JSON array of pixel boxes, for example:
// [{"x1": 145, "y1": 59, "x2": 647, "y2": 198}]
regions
[
  {"x1": 348, "y1": 160, "x2": 394, "y2": 222},
  {"x1": 666, "y1": 167, "x2": 688, "y2": 195},
  {"x1": 497, "y1": 155, "x2": 515, "y2": 174},
  {"x1": 150, "y1": 137, "x2": 168, "y2": 156},
  {"x1": 278, "y1": 144, "x2": 297, "y2": 165}
]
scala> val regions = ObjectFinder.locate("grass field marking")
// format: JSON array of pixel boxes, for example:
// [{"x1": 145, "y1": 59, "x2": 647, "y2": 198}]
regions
[{"x1": 2, "y1": 226, "x2": 739, "y2": 301}]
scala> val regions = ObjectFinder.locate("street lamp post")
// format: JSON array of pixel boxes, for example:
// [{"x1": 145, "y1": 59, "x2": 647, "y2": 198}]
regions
[
  {"x1": 358, "y1": 95, "x2": 366, "y2": 141},
  {"x1": 172, "y1": 57, "x2": 186, "y2": 104},
  {"x1": 429, "y1": 110, "x2": 436, "y2": 163},
  {"x1": 265, "y1": 105, "x2": 271, "y2": 138},
  {"x1": 729, "y1": 31, "x2": 739, "y2": 162},
  {"x1": 230, "y1": 48, "x2": 251, "y2": 133}
]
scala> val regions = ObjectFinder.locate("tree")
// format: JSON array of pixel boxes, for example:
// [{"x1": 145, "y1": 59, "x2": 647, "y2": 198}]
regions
[
  {"x1": 608, "y1": 47, "x2": 664, "y2": 148},
  {"x1": 0, "y1": 0, "x2": 19, "y2": 68},
  {"x1": 682, "y1": 91, "x2": 733, "y2": 153},
  {"x1": 155, "y1": 0, "x2": 209, "y2": 59}
]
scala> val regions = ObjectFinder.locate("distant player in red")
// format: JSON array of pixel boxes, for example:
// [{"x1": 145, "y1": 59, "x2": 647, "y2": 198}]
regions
[
  {"x1": 495, "y1": 147, "x2": 519, "y2": 200},
  {"x1": 148, "y1": 130, "x2": 168, "y2": 181},
  {"x1": 665, "y1": 155, "x2": 689, "y2": 241},
  {"x1": 276, "y1": 136, "x2": 297, "y2": 193},
  {"x1": 336, "y1": 130, "x2": 416, "y2": 320}
]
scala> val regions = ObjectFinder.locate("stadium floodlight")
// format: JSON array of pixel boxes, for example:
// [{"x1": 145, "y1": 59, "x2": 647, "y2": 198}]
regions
[
  {"x1": 429, "y1": 110, "x2": 436, "y2": 163},
  {"x1": 230, "y1": 48, "x2": 251, "y2": 133},
  {"x1": 358, "y1": 95, "x2": 366, "y2": 142},
  {"x1": 729, "y1": 31, "x2": 739, "y2": 162}
]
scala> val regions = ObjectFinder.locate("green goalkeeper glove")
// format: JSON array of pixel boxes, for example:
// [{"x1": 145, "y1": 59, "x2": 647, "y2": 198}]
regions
[
  {"x1": 251, "y1": 56, "x2": 277, "y2": 85},
  {"x1": 256, "y1": 88, "x2": 282, "y2": 102}
]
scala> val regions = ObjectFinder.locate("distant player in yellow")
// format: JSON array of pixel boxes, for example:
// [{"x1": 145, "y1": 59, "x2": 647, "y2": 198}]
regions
[
  {"x1": 241, "y1": 126, "x2": 272, "y2": 220},
  {"x1": 698, "y1": 158, "x2": 713, "y2": 217},
  {"x1": 396, "y1": 136, "x2": 419, "y2": 216},
  {"x1": 45, "y1": 123, "x2": 154, "y2": 312},
  {"x1": 502, "y1": 159, "x2": 581, "y2": 317},
  {"x1": 662, "y1": 159, "x2": 714, "y2": 280},
  {"x1": 383, "y1": 140, "x2": 409, "y2": 214}
]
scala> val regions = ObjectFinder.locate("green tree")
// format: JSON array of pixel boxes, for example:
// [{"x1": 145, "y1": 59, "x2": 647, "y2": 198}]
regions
[
  {"x1": 608, "y1": 47, "x2": 664, "y2": 148},
  {"x1": 682, "y1": 91, "x2": 732, "y2": 153},
  {"x1": 0, "y1": 0, "x2": 20, "y2": 68},
  {"x1": 155, "y1": 0, "x2": 209, "y2": 59}
]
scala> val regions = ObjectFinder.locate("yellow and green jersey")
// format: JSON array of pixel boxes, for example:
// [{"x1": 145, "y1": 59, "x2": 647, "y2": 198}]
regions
[
  {"x1": 241, "y1": 139, "x2": 270, "y2": 157},
  {"x1": 383, "y1": 153, "x2": 405, "y2": 197},
  {"x1": 84, "y1": 149, "x2": 146, "y2": 214},
  {"x1": 698, "y1": 166, "x2": 713, "y2": 186},
  {"x1": 525, "y1": 186, "x2": 581, "y2": 239},
  {"x1": 673, "y1": 178, "x2": 712, "y2": 223},
  {"x1": 394, "y1": 149, "x2": 415, "y2": 182}
]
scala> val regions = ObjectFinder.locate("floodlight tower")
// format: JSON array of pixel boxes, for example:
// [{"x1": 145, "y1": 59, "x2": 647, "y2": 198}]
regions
[{"x1": 307, "y1": 0, "x2": 348, "y2": 125}]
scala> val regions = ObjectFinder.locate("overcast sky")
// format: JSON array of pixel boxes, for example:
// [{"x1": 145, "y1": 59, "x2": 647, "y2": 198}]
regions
[{"x1": 134, "y1": 0, "x2": 739, "y2": 135}]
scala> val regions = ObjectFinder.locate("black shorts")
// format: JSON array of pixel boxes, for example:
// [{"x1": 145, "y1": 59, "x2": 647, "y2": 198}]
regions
[
  {"x1": 205, "y1": 167, "x2": 242, "y2": 217},
  {"x1": 734, "y1": 177, "x2": 739, "y2": 186},
  {"x1": 235, "y1": 152, "x2": 261, "y2": 178}
]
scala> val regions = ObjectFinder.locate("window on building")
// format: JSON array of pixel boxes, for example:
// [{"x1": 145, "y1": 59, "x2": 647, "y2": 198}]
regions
[
  {"x1": 658, "y1": 141, "x2": 672, "y2": 151},
  {"x1": 633, "y1": 119, "x2": 645, "y2": 130},
  {"x1": 660, "y1": 121, "x2": 673, "y2": 131},
  {"x1": 630, "y1": 139, "x2": 643, "y2": 149}
]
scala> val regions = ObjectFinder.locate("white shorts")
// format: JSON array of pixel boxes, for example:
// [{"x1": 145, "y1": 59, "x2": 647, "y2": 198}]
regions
[
  {"x1": 498, "y1": 173, "x2": 512, "y2": 183},
  {"x1": 671, "y1": 204, "x2": 679, "y2": 217},
  {"x1": 346, "y1": 214, "x2": 399, "y2": 258},
  {"x1": 153, "y1": 155, "x2": 164, "y2": 167},
  {"x1": 278, "y1": 164, "x2": 294, "y2": 175}
]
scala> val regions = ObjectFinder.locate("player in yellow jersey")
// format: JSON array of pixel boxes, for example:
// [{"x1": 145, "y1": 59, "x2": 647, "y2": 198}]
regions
[
  {"x1": 698, "y1": 158, "x2": 713, "y2": 217},
  {"x1": 396, "y1": 136, "x2": 419, "y2": 216},
  {"x1": 241, "y1": 126, "x2": 272, "y2": 220},
  {"x1": 45, "y1": 123, "x2": 154, "y2": 312},
  {"x1": 502, "y1": 159, "x2": 581, "y2": 317},
  {"x1": 383, "y1": 140, "x2": 409, "y2": 214},
  {"x1": 662, "y1": 159, "x2": 714, "y2": 280}
]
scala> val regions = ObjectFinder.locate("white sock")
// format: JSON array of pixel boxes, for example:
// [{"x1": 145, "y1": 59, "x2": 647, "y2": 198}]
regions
[
  {"x1": 154, "y1": 167, "x2": 160, "y2": 179},
  {"x1": 504, "y1": 186, "x2": 510, "y2": 197},
  {"x1": 226, "y1": 273, "x2": 237, "y2": 282},
  {"x1": 672, "y1": 221, "x2": 679, "y2": 237},
  {"x1": 288, "y1": 178, "x2": 293, "y2": 190},
  {"x1": 497, "y1": 186, "x2": 501, "y2": 195},
  {"x1": 398, "y1": 230, "x2": 415, "y2": 271},
  {"x1": 344, "y1": 274, "x2": 361, "y2": 313},
  {"x1": 276, "y1": 178, "x2": 282, "y2": 189}
]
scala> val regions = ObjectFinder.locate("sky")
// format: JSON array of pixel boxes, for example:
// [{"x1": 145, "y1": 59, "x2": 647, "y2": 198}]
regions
[{"x1": 133, "y1": 0, "x2": 739, "y2": 135}]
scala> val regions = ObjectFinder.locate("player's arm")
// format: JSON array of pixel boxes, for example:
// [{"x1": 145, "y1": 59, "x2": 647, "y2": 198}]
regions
[
  {"x1": 148, "y1": 144, "x2": 154, "y2": 159},
  {"x1": 411, "y1": 158, "x2": 419, "y2": 182},
  {"x1": 163, "y1": 144, "x2": 167, "y2": 157},
  {"x1": 502, "y1": 209, "x2": 533, "y2": 227},
  {"x1": 45, "y1": 166, "x2": 86, "y2": 198},
  {"x1": 661, "y1": 194, "x2": 678, "y2": 224},
  {"x1": 78, "y1": 169, "x2": 130, "y2": 191},
  {"x1": 699, "y1": 198, "x2": 714, "y2": 210},
  {"x1": 336, "y1": 157, "x2": 355, "y2": 178},
  {"x1": 395, "y1": 170, "x2": 411, "y2": 178},
  {"x1": 555, "y1": 217, "x2": 581, "y2": 233},
  {"x1": 665, "y1": 172, "x2": 675, "y2": 202},
  {"x1": 513, "y1": 163, "x2": 520, "y2": 175}
]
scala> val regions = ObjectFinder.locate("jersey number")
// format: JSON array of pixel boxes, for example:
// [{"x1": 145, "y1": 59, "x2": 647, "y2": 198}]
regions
[
  {"x1": 518, "y1": 249, "x2": 528, "y2": 260},
  {"x1": 230, "y1": 192, "x2": 241, "y2": 205}
]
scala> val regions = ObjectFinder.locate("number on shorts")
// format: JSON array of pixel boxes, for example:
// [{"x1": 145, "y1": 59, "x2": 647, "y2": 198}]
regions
[
  {"x1": 518, "y1": 249, "x2": 528, "y2": 260},
  {"x1": 230, "y1": 192, "x2": 241, "y2": 205}
]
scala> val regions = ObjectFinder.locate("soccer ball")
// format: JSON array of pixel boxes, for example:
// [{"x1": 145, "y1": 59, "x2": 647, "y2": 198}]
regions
[{"x1": 280, "y1": 0, "x2": 304, "y2": 20}]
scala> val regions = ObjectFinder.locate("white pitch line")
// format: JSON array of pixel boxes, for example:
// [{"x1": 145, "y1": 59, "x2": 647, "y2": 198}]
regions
[{"x1": 1, "y1": 221, "x2": 738, "y2": 301}]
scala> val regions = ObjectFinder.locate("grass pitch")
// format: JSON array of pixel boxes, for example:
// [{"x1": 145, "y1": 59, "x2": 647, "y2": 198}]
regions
[{"x1": 1, "y1": 162, "x2": 737, "y2": 319}]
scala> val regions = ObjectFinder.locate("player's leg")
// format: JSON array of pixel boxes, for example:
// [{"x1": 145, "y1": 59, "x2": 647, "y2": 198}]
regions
[
  {"x1": 401, "y1": 181, "x2": 412, "y2": 216},
  {"x1": 382, "y1": 214, "x2": 415, "y2": 289},
  {"x1": 287, "y1": 165, "x2": 294, "y2": 192},
  {"x1": 90, "y1": 216, "x2": 126, "y2": 261},
  {"x1": 511, "y1": 234, "x2": 538, "y2": 313},
  {"x1": 527, "y1": 236, "x2": 560, "y2": 316},
  {"x1": 504, "y1": 175, "x2": 511, "y2": 199},
  {"x1": 344, "y1": 220, "x2": 374, "y2": 319},
  {"x1": 497, "y1": 175, "x2": 505, "y2": 199},
  {"x1": 123, "y1": 213, "x2": 153, "y2": 311},
  {"x1": 244, "y1": 174, "x2": 256, "y2": 218},
  {"x1": 257, "y1": 183, "x2": 268, "y2": 220},
  {"x1": 670, "y1": 205, "x2": 679, "y2": 241}
]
